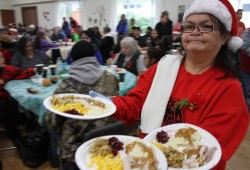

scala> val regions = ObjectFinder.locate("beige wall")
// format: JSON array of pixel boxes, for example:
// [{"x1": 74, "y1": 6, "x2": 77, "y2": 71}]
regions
[
  {"x1": 11, "y1": 0, "x2": 55, "y2": 5},
  {"x1": 2, "y1": 0, "x2": 195, "y2": 29},
  {"x1": 2, "y1": 0, "x2": 248, "y2": 29},
  {"x1": 13, "y1": 1, "x2": 58, "y2": 29},
  {"x1": 165, "y1": 0, "x2": 194, "y2": 25}
]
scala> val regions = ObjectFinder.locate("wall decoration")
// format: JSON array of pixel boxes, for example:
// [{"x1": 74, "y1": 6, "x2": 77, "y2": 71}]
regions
[
  {"x1": 178, "y1": 5, "x2": 185, "y2": 13},
  {"x1": 88, "y1": 5, "x2": 107, "y2": 27},
  {"x1": 43, "y1": 11, "x2": 50, "y2": 21}
]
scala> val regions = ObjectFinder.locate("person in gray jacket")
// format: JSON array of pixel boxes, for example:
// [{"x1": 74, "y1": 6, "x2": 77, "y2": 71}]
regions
[{"x1": 45, "y1": 40, "x2": 120, "y2": 170}]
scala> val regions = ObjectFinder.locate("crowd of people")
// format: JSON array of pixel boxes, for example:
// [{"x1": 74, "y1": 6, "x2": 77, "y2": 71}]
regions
[{"x1": 0, "y1": 0, "x2": 249, "y2": 169}]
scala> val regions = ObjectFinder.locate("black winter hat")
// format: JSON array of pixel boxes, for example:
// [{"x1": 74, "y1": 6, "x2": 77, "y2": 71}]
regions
[{"x1": 71, "y1": 40, "x2": 95, "y2": 61}]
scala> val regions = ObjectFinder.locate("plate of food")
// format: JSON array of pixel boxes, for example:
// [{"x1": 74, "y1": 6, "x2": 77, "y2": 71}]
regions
[
  {"x1": 75, "y1": 135, "x2": 167, "y2": 170},
  {"x1": 43, "y1": 93, "x2": 116, "y2": 119},
  {"x1": 143, "y1": 123, "x2": 222, "y2": 170}
]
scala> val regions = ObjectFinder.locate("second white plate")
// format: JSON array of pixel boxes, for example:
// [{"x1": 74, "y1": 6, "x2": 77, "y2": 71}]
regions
[{"x1": 143, "y1": 123, "x2": 222, "y2": 170}]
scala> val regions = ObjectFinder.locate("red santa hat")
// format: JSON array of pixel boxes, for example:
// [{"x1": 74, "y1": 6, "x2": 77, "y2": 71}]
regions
[
  {"x1": 173, "y1": 27, "x2": 181, "y2": 35},
  {"x1": 183, "y1": 0, "x2": 243, "y2": 52}
]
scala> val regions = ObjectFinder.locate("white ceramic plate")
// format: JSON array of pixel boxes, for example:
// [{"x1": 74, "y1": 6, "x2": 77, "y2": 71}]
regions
[
  {"x1": 75, "y1": 135, "x2": 168, "y2": 170},
  {"x1": 143, "y1": 123, "x2": 222, "y2": 170},
  {"x1": 106, "y1": 67, "x2": 126, "y2": 74},
  {"x1": 43, "y1": 93, "x2": 116, "y2": 120},
  {"x1": 116, "y1": 68, "x2": 126, "y2": 74}
]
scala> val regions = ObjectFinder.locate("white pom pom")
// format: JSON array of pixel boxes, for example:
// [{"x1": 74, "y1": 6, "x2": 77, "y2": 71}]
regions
[{"x1": 227, "y1": 36, "x2": 243, "y2": 52}]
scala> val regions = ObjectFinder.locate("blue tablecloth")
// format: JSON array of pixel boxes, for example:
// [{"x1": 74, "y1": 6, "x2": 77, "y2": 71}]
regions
[{"x1": 4, "y1": 68, "x2": 136, "y2": 123}]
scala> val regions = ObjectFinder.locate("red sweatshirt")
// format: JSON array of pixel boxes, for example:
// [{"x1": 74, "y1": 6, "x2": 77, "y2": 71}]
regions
[
  {"x1": 0, "y1": 65, "x2": 35, "y2": 99},
  {"x1": 113, "y1": 62, "x2": 249, "y2": 170}
]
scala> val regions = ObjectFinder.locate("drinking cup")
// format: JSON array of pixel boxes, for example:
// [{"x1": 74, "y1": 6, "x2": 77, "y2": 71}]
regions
[
  {"x1": 35, "y1": 64, "x2": 44, "y2": 75},
  {"x1": 110, "y1": 65, "x2": 117, "y2": 74},
  {"x1": 119, "y1": 72, "x2": 125, "y2": 82},
  {"x1": 50, "y1": 65, "x2": 57, "y2": 75}
]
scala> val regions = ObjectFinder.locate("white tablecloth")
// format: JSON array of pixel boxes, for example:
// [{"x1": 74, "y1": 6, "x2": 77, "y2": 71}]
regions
[{"x1": 46, "y1": 45, "x2": 73, "y2": 60}]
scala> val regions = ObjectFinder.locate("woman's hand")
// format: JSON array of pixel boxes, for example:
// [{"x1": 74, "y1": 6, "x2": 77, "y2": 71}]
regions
[{"x1": 32, "y1": 67, "x2": 37, "y2": 74}]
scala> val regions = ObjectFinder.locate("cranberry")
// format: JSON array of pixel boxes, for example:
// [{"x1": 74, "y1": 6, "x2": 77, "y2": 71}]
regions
[
  {"x1": 64, "y1": 109, "x2": 81, "y2": 115},
  {"x1": 156, "y1": 130, "x2": 169, "y2": 144},
  {"x1": 108, "y1": 137, "x2": 124, "y2": 156}
]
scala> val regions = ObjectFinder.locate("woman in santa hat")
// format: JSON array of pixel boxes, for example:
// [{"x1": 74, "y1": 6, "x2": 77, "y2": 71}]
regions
[{"x1": 92, "y1": 1, "x2": 249, "y2": 169}]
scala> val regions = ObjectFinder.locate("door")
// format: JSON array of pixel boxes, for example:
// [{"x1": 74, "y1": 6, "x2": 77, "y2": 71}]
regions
[
  {"x1": 22, "y1": 6, "x2": 38, "y2": 26},
  {"x1": 1, "y1": 10, "x2": 15, "y2": 26}
]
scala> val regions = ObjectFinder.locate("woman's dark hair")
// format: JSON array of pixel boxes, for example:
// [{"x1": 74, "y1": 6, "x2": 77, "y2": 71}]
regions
[
  {"x1": 86, "y1": 28, "x2": 101, "y2": 47},
  {"x1": 147, "y1": 27, "x2": 153, "y2": 32},
  {"x1": 159, "y1": 35, "x2": 172, "y2": 53},
  {"x1": 209, "y1": 15, "x2": 237, "y2": 79},
  {"x1": 147, "y1": 47, "x2": 164, "y2": 63},
  {"x1": 34, "y1": 31, "x2": 45, "y2": 49},
  {"x1": 79, "y1": 30, "x2": 94, "y2": 42},
  {"x1": 178, "y1": 13, "x2": 184, "y2": 22},
  {"x1": 161, "y1": 11, "x2": 169, "y2": 17},
  {"x1": 17, "y1": 36, "x2": 33, "y2": 55}
]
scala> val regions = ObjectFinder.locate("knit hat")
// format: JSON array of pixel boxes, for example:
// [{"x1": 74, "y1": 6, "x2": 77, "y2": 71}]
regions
[
  {"x1": 71, "y1": 40, "x2": 95, "y2": 61},
  {"x1": 183, "y1": 0, "x2": 243, "y2": 52}
]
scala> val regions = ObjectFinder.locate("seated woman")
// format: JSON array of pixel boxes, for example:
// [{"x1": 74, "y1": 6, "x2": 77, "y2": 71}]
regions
[
  {"x1": 66, "y1": 30, "x2": 104, "y2": 65},
  {"x1": 0, "y1": 52, "x2": 36, "y2": 142},
  {"x1": 107, "y1": 37, "x2": 147, "y2": 76},
  {"x1": 45, "y1": 40, "x2": 119, "y2": 170},
  {"x1": 34, "y1": 31, "x2": 59, "y2": 65},
  {"x1": 11, "y1": 37, "x2": 44, "y2": 69},
  {"x1": 0, "y1": 33, "x2": 15, "y2": 65},
  {"x1": 143, "y1": 47, "x2": 164, "y2": 68}
]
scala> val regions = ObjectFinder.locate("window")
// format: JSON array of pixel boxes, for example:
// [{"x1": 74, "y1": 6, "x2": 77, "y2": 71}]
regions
[
  {"x1": 57, "y1": 1, "x2": 81, "y2": 27},
  {"x1": 136, "y1": 4, "x2": 141, "y2": 9},
  {"x1": 229, "y1": 0, "x2": 250, "y2": 28},
  {"x1": 243, "y1": 4, "x2": 250, "y2": 12},
  {"x1": 116, "y1": 0, "x2": 155, "y2": 34}
]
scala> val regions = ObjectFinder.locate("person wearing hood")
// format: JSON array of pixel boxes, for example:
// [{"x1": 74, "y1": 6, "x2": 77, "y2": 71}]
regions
[{"x1": 44, "y1": 40, "x2": 119, "y2": 170}]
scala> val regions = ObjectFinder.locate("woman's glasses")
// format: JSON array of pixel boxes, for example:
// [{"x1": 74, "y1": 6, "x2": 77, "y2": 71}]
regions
[{"x1": 181, "y1": 25, "x2": 219, "y2": 33}]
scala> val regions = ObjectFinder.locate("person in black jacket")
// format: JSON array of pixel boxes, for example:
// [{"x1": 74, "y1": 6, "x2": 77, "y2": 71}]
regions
[
  {"x1": 154, "y1": 11, "x2": 173, "y2": 39},
  {"x1": 100, "y1": 26, "x2": 115, "y2": 63}
]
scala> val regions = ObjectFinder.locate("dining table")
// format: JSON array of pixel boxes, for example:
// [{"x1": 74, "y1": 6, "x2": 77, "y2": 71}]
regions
[
  {"x1": 4, "y1": 65, "x2": 137, "y2": 124},
  {"x1": 46, "y1": 42, "x2": 75, "y2": 61}
]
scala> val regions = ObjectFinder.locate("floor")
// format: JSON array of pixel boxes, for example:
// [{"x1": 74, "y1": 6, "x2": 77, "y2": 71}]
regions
[{"x1": 0, "y1": 123, "x2": 250, "y2": 170}]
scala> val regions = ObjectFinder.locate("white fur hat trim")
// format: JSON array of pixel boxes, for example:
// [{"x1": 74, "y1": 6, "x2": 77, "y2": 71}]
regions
[
  {"x1": 183, "y1": 0, "x2": 232, "y2": 32},
  {"x1": 228, "y1": 36, "x2": 243, "y2": 52}
]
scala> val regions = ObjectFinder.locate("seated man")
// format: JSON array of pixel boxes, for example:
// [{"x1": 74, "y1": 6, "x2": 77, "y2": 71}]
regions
[
  {"x1": 45, "y1": 40, "x2": 120, "y2": 170},
  {"x1": 50, "y1": 27, "x2": 65, "y2": 42},
  {"x1": 0, "y1": 52, "x2": 36, "y2": 142},
  {"x1": 130, "y1": 26, "x2": 147, "y2": 48}
]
